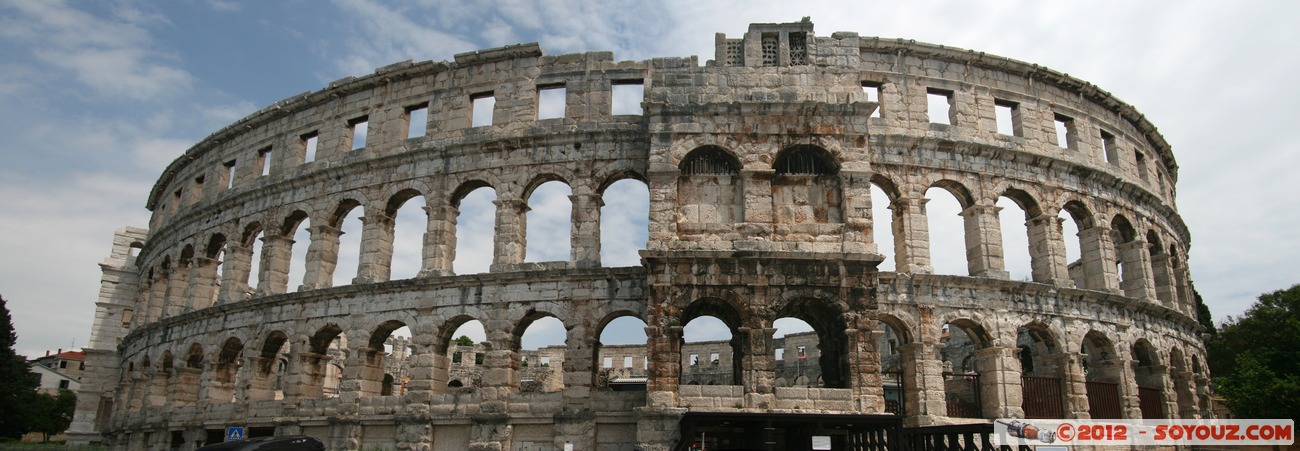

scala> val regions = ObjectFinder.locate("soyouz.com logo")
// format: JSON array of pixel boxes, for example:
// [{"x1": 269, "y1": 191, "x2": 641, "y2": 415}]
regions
[{"x1": 994, "y1": 419, "x2": 1294, "y2": 446}]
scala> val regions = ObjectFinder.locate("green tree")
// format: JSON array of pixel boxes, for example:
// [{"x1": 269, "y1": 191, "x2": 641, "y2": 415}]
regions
[
  {"x1": 1193, "y1": 288, "x2": 1215, "y2": 337},
  {"x1": 1206, "y1": 284, "x2": 1300, "y2": 419},
  {"x1": 0, "y1": 295, "x2": 40, "y2": 440},
  {"x1": 454, "y1": 335, "x2": 474, "y2": 346},
  {"x1": 30, "y1": 389, "x2": 76, "y2": 442}
]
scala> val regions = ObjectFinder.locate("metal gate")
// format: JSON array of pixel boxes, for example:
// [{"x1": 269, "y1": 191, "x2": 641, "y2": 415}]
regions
[
  {"x1": 1021, "y1": 376, "x2": 1064, "y2": 419},
  {"x1": 1138, "y1": 386, "x2": 1164, "y2": 419},
  {"x1": 1086, "y1": 381, "x2": 1123, "y2": 419}
]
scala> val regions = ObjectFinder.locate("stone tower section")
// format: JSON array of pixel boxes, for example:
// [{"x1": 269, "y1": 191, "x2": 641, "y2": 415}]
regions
[{"x1": 73, "y1": 20, "x2": 1209, "y2": 450}]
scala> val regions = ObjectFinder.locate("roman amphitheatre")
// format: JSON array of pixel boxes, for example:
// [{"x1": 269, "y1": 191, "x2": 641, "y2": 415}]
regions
[{"x1": 69, "y1": 19, "x2": 1211, "y2": 450}]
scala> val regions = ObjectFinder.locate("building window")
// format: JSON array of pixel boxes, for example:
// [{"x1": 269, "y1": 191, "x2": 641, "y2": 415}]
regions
[
  {"x1": 862, "y1": 82, "x2": 883, "y2": 118},
  {"x1": 348, "y1": 116, "x2": 368, "y2": 150},
  {"x1": 537, "y1": 84, "x2": 566, "y2": 119},
  {"x1": 927, "y1": 88, "x2": 954, "y2": 125},
  {"x1": 406, "y1": 104, "x2": 428, "y2": 138},
  {"x1": 300, "y1": 132, "x2": 319, "y2": 163},
  {"x1": 994, "y1": 99, "x2": 1022, "y2": 136},
  {"x1": 257, "y1": 147, "x2": 272, "y2": 176},
  {"x1": 603, "y1": 357, "x2": 613, "y2": 368},
  {"x1": 223, "y1": 160, "x2": 236, "y2": 189},
  {"x1": 60, "y1": 360, "x2": 67, "y2": 369},
  {"x1": 1101, "y1": 130, "x2": 1119, "y2": 165},
  {"x1": 789, "y1": 32, "x2": 808, "y2": 65},
  {"x1": 1054, "y1": 113, "x2": 1077, "y2": 150},
  {"x1": 59, "y1": 380, "x2": 70, "y2": 389},
  {"x1": 623, "y1": 356, "x2": 633, "y2": 368},
  {"x1": 611, "y1": 80, "x2": 644, "y2": 115},
  {"x1": 471, "y1": 92, "x2": 495, "y2": 127}
]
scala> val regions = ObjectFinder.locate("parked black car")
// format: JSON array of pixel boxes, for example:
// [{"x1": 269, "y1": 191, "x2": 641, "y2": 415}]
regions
[{"x1": 196, "y1": 435, "x2": 325, "y2": 451}]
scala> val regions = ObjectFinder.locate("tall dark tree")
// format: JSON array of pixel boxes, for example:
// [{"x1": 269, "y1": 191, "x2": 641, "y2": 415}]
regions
[
  {"x1": 0, "y1": 295, "x2": 40, "y2": 439},
  {"x1": 1193, "y1": 288, "x2": 1215, "y2": 337},
  {"x1": 1206, "y1": 284, "x2": 1300, "y2": 419}
]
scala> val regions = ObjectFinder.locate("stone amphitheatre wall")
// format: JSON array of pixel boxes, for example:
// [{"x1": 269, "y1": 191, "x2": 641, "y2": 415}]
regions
[{"x1": 71, "y1": 20, "x2": 1210, "y2": 451}]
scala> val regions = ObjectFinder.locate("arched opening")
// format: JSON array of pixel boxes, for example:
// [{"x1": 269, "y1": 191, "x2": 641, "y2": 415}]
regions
[
  {"x1": 515, "y1": 314, "x2": 567, "y2": 392},
  {"x1": 1017, "y1": 323, "x2": 1066, "y2": 418},
  {"x1": 331, "y1": 200, "x2": 364, "y2": 287},
  {"x1": 998, "y1": 190, "x2": 1040, "y2": 282},
  {"x1": 600, "y1": 178, "x2": 649, "y2": 267},
  {"x1": 283, "y1": 211, "x2": 310, "y2": 292},
  {"x1": 595, "y1": 314, "x2": 649, "y2": 391},
  {"x1": 938, "y1": 320, "x2": 992, "y2": 418},
  {"x1": 774, "y1": 298, "x2": 850, "y2": 389},
  {"x1": 677, "y1": 146, "x2": 743, "y2": 225},
  {"x1": 1081, "y1": 331, "x2": 1123, "y2": 418},
  {"x1": 388, "y1": 191, "x2": 426, "y2": 280},
  {"x1": 1061, "y1": 201, "x2": 1095, "y2": 288},
  {"x1": 243, "y1": 225, "x2": 265, "y2": 294},
  {"x1": 1132, "y1": 340, "x2": 1166, "y2": 419},
  {"x1": 204, "y1": 234, "x2": 226, "y2": 308},
  {"x1": 772, "y1": 145, "x2": 842, "y2": 224},
  {"x1": 361, "y1": 321, "x2": 410, "y2": 397},
  {"x1": 680, "y1": 299, "x2": 741, "y2": 386},
  {"x1": 925, "y1": 184, "x2": 971, "y2": 275},
  {"x1": 877, "y1": 317, "x2": 911, "y2": 416},
  {"x1": 525, "y1": 180, "x2": 572, "y2": 263},
  {"x1": 453, "y1": 185, "x2": 496, "y2": 274},
  {"x1": 772, "y1": 317, "x2": 817, "y2": 388},
  {"x1": 210, "y1": 337, "x2": 244, "y2": 404},
  {"x1": 871, "y1": 182, "x2": 896, "y2": 271},
  {"x1": 1111, "y1": 215, "x2": 1139, "y2": 297},
  {"x1": 249, "y1": 331, "x2": 288, "y2": 401},
  {"x1": 173, "y1": 343, "x2": 202, "y2": 406},
  {"x1": 434, "y1": 318, "x2": 486, "y2": 391},
  {"x1": 306, "y1": 325, "x2": 347, "y2": 398}
]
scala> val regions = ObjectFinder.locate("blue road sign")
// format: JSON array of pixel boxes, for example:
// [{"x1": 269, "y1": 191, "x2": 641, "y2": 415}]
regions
[{"x1": 225, "y1": 426, "x2": 245, "y2": 442}]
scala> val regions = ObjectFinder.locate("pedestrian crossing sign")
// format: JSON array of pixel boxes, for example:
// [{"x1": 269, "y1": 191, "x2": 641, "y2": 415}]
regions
[{"x1": 226, "y1": 427, "x2": 245, "y2": 442}]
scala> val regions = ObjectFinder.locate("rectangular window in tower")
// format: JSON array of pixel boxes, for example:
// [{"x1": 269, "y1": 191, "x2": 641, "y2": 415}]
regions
[
  {"x1": 471, "y1": 93, "x2": 495, "y2": 127},
  {"x1": 257, "y1": 147, "x2": 272, "y2": 176},
  {"x1": 624, "y1": 356, "x2": 633, "y2": 368},
  {"x1": 611, "y1": 80, "x2": 644, "y2": 115},
  {"x1": 1054, "y1": 113, "x2": 1077, "y2": 150},
  {"x1": 537, "y1": 84, "x2": 566, "y2": 119},
  {"x1": 348, "y1": 117, "x2": 368, "y2": 150},
  {"x1": 406, "y1": 104, "x2": 428, "y2": 138},
  {"x1": 1101, "y1": 130, "x2": 1119, "y2": 165},
  {"x1": 927, "y1": 88, "x2": 954, "y2": 125},
  {"x1": 301, "y1": 132, "x2": 318, "y2": 163},
  {"x1": 995, "y1": 99, "x2": 1022, "y2": 137},
  {"x1": 862, "y1": 82, "x2": 883, "y2": 118},
  {"x1": 223, "y1": 160, "x2": 236, "y2": 189},
  {"x1": 603, "y1": 357, "x2": 613, "y2": 368}
]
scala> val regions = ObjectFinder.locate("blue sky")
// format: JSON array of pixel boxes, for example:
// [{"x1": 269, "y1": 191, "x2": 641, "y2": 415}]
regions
[{"x1": 2, "y1": 0, "x2": 1299, "y2": 358}]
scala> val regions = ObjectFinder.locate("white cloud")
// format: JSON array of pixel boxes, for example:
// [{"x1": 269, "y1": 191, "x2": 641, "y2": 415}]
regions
[{"x1": 1, "y1": 0, "x2": 192, "y2": 101}]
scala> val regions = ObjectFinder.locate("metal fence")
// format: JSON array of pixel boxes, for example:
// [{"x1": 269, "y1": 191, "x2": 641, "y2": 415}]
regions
[
  {"x1": 1086, "y1": 380, "x2": 1123, "y2": 419},
  {"x1": 1021, "y1": 376, "x2": 1064, "y2": 419}
]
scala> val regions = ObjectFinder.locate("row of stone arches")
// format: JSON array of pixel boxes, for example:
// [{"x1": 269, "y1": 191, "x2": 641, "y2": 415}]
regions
[{"x1": 131, "y1": 176, "x2": 650, "y2": 327}]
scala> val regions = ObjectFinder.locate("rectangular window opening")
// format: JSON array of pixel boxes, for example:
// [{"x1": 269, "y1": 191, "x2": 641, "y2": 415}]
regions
[
  {"x1": 539, "y1": 356, "x2": 550, "y2": 367},
  {"x1": 690, "y1": 354, "x2": 699, "y2": 366},
  {"x1": 926, "y1": 88, "x2": 954, "y2": 125},
  {"x1": 603, "y1": 357, "x2": 613, "y2": 368},
  {"x1": 1053, "y1": 113, "x2": 1076, "y2": 150},
  {"x1": 406, "y1": 105, "x2": 428, "y2": 139},
  {"x1": 191, "y1": 176, "x2": 204, "y2": 204},
  {"x1": 536, "y1": 84, "x2": 566, "y2": 120},
  {"x1": 775, "y1": 348, "x2": 785, "y2": 361},
  {"x1": 349, "y1": 117, "x2": 368, "y2": 150},
  {"x1": 611, "y1": 80, "x2": 644, "y2": 115},
  {"x1": 471, "y1": 93, "x2": 495, "y2": 127},
  {"x1": 994, "y1": 99, "x2": 1021, "y2": 136},
  {"x1": 1101, "y1": 130, "x2": 1119, "y2": 165},
  {"x1": 452, "y1": 353, "x2": 462, "y2": 365},
  {"x1": 623, "y1": 356, "x2": 633, "y2": 368},
  {"x1": 710, "y1": 352, "x2": 720, "y2": 364},
  {"x1": 1136, "y1": 151, "x2": 1149, "y2": 181},
  {"x1": 301, "y1": 132, "x2": 319, "y2": 163},
  {"x1": 862, "y1": 82, "x2": 882, "y2": 118},
  {"x1": 223, "y1": 160, "x2": 236, "y2": 189},
  {"x1": 474, "y1": 352, "x2": 484, "y2": 365},
  {"x1": 257, "y1": 147, "x2": 272, "y2": 176}
]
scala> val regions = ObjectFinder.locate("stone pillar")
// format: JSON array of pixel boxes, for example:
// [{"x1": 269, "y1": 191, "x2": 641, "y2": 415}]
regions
[
  {"x1": 186, "y1": 257, "x2": 220, "y2": 312},
  {"x1": 1042, "y1": 352, "x2": 1090, "y2": 419},
  {"x1": 1174, "y1": 371, "x2": 1199, "y2": 419},
  {"x1": 645, "y1": 170, "x2": 678, "y2": 251},
  {"x1": 1150, "y1": 252, "x2": 1176, "y2": 308},
  {"x1": 354, "y1": 214, "x2": 395, "y2": 284},
  {"x1": 891, "y1": 196, "x2": 933, "y2": 274},
  {"x1": 1117, "y1": 240, "x2": 1155, "y2": 301},
  {"x1": 972, "y1": 346, "x2": 1023, "y2": 419},
  {"x1": 846, "y1": 322, "x2": 884, "y2": 412},
  {"x1": 300, "y1": 224, "x2": 342, "y2": 290},
  {"x1": 1078, "y1": 226, "x2": 1119, "y2": 292},
  {"x1": 742, "y1": 169, "x2": 774, "y2": 224},
  {"x1": 646, "y1": 325, "x2": 683, "y2": 402},
  {"x1": 146, "y1": 371, "x2": 169, "y2": 407},
  {"x1": 218, "y1": 244, "x2": 252, "y2": 304},
  {"x1": 422, "y1": 204, "x2": 456, "y2": 276},
  {"x1": 1174, "y1": 266, "x2": 1193, "y2": 316},
  {"x1": 257, "y1": 234, "x2": 294, "y2": 295},
  {"x1": 169, "y1": 367, "x2": 201, "y2": 406},
  {"x1": 961, "y1": 202, "x2": 1010, "y2": 279},
  {"x1": 840, "y1": 171, "x2": 879, "y2": 255},
  {"x1": 570, "y1": 192, "x2": 603, "y2": 268},
  {"x1": 1028, "y1": 213, "x2": 1072, "y2": 286},
  {"x1": 147, "y1": 270, "x2": 168, "y2": 323},
  {"x1": 899, "y1": 342, "x2": 946, "y2": 425},
  {"x1": 563, "y1": 328, "x2": 595, "y2": 410},
  {"x1": 354, "y1": 347, "x2": 388, "y2": 397},
  {"x1": 490, "y1": 197, "x2": 528, "y2": 271},
  {"x1": 284, "y1": 349, "x2": 330, "y2": 401},
  {"x1": 245, "y1": 356, "x2": 277, "y2": 402},
  {"x1": 165, "y1": 262, "x2": 190, "y2": 318},
  {"x1": 737, "y1": 326, "x2": 776, "y2": 396}
]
